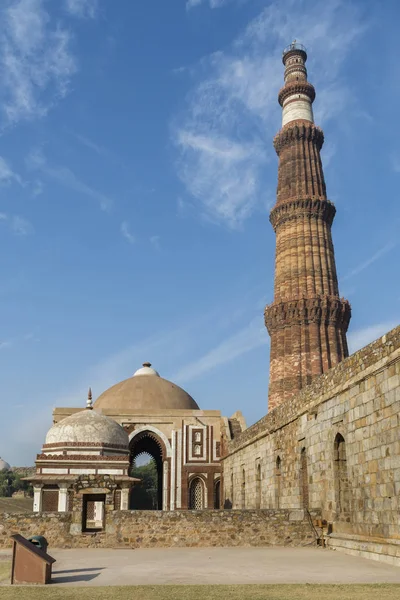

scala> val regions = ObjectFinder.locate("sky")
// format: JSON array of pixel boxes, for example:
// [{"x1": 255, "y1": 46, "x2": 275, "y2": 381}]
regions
[{"x1": 0, "y1": 0, "x2": 399, "y2": 466}]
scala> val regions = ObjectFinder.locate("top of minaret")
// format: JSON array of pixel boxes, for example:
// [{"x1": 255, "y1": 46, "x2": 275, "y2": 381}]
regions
[
  {"x1": 278, "y1": 41, "x2": 314, "y2": 127},
  {"x1": 282, "y1": 41, "x2": 307, "y2": 64}
]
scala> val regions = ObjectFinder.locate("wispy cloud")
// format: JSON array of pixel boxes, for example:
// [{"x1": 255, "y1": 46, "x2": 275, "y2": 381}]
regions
[
  {"x1": 65, "y1": 0, "x2": 98, "y2": 19},
  {"x1": 0, "y1": 155, "x2": 23, "y2": 185},
  {"x1": 173, "y1": 316, "x2": 268, "y2": 383},
  {"x1": 175, "y1": 0, "x2": 366, "y2": 227},
  {"x1": 11, "y1": 215, "x2": 34, "y2": 235},
  {"x1": 186, "y1": 0, "x2": 231, "y2": 10},
  {"x1": 0, "y1": 213, "x2": 34, "y2": 235},
  {"x1": 343, "y1": 240, "x2": 397, "y2": 281},
  {"x1": 32, "y1": 179, "x2": 44, "y2": 196},
  {"x1": 0, "y1": 331, "x2": 38, "y2": 350},
  {"x1": 175, "y1": 131, "x2": 266, "y2": 226},
  {"x1": 0, "y1": 0, "x2": 77, "y2": 126},
  {"x1": 70, "y1": 131, "x2": 106, "y2": 156},
  {"x1": 120, "y1": 221, "x2": 135, "y2": 244},
  {"x1": 26, "y1": 147, "x2": 112, "y2": 211},
  {"x1": 348, "y1": 321, "x2": 399, "y2": 355},
  {"x1": 150, "y1": 235, "x2": 160, "y2": 250},
  {"x1": 187, "y1": 0, "x2": 202, "y2": 8}
]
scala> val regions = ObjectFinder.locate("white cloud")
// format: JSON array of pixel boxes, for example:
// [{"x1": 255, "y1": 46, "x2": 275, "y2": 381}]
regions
[
  {"x1": 71, "y1": 132, "x2": 106, "y2": 156},
  {"x1": 0, "y1": 213, "x2": 34, "y2": 235},
  {"x1": 187, "y1": 0, "x2": 230, "y2": 9},
  {"x1": 26, "y1": 147, "x2": 112, "y2": 211},
  {"x1": 187, "y1": 0, "x2": 202, "y2": 8},
  {"x1": 348, "y1": 322, "x2": 398, "y2": 355},
  {"x1": 176, "y1": 130, "x2": 266, "y2": 226},
  {"x1": 32, "y1": 179, "x2": 44, "y2": 196},
  {"x1": 120, "y1": 221, "x2": 135, "y2": 244},
  {"x1": 173, "y1": 317, "x2": 268, "y2": 383},
  {"x1": 343, "y1": 240, "x2": 397, "y2": 281},
  {"x1": 0, "y1": 155, "x2": 23, "y2": 185},
  {"x1": 175, "y1": 0, "x2": 366, "y2": 227},
  {"x1": 65, "y1": 0, "x2": 98, "y2": 19},
  {"x1": 0, "y1": 0, "x2": 77, "y2": 126},
  {"x1": 11, "y1": 215, "x2": 33, "y2": 235}
]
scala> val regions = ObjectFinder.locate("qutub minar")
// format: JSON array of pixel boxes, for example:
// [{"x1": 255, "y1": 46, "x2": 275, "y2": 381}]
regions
[
  {"x1": 264, "y1": 42, "x2": 351, "y2": 411},
  {"x1": 1, "y1": 43, "x2": 398, "y2": 568}
]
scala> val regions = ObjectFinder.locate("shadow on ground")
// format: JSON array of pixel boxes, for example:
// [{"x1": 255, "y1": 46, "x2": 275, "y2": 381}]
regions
[{"x1": 51, "y1": 567, "x2": 104, "y2": 584}]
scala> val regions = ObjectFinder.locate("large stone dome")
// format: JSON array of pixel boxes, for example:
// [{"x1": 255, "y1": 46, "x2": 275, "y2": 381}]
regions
[
  {"x1": 0, "y1": 457, "x2": 10, "y2": 471},
  {"x1": 44, "y1": 408, "x2": 129, "y2": 449},
  {"x1": 94, "y1": 363, "x2": 199, "y2": 411}
]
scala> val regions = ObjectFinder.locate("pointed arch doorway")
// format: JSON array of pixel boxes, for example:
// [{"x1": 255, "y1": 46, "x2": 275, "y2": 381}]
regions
[{"x1": 129, "y1": 430, "x2": 167, "y2": 510}]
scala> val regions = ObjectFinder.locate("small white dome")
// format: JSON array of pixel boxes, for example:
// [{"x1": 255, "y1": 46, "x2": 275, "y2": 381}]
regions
[
  {"x1": 0, "y1": 457, "x2": 11, "y2": 471},
  {"x1": 44, "y1": 409, "x2": 128, "y2": 449},
  {"x1": 133, "y1": 362, "x2": 160, "y2": 377}
]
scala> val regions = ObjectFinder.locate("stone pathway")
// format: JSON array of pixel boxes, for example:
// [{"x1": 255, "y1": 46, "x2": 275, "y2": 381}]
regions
[{"x1": 2, "y1": 547, "x2": 399, "y2": 586}]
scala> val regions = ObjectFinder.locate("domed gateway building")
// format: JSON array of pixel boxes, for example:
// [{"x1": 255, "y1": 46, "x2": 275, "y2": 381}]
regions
[
  {"x1": 0, "y1": 457, "x2": 11, "y2": 472},
  {"x1": 27, "y1": 363, "x2": 245, "y2": 530}
]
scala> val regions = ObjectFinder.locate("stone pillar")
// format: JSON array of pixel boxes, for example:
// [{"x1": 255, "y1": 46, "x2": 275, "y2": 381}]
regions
[
  {"x1": 163, "y1": 460, "x2": 169, "y2": 511},
  {"x1": 170, "y1": 431, "x2": 176, "y2": 511},
  {"x1": 121, "y1": 487, "x2": 130, "y2": 511},
  {"x1": 33, "y1": 485, "x2": 43, "y2": 513},
  {"x1": 58, "y1": 484, "x2": 69, "y2": 512}
]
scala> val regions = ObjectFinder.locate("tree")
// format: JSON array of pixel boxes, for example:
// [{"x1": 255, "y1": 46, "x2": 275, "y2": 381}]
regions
[
  {"x1": 130, "y1": 461, "x2": 158, "y2": 509},
  {"x1": 0, "y1": 471, "x2": 33, "y2": 497}
]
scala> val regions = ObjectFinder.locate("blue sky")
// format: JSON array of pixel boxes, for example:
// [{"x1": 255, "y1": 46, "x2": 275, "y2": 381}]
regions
[{"x1": 0, "y1": 0, "x2": 399, "y2": 466}]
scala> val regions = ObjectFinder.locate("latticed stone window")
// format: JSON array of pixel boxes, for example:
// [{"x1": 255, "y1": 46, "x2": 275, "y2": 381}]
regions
[
  {"x1": 189, "y1": 477, "x2": 204, "y2": 509},
  {"x1": 42, "y1": 486, "x2": 59, "y2": 512},
  {"x1": 194, "y1": 444, "x2": 201, "y2": 456},
  {"x1": 86, "y1": 500, "x2": 96, "y2": 521}
]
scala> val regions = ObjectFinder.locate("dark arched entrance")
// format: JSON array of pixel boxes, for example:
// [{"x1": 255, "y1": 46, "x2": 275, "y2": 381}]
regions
[{"x1": 129, "y1": 431, "x2": 164, "y2": 510}]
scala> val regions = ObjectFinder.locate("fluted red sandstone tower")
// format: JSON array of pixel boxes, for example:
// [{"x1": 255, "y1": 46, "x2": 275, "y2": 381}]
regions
[{"x1": 264, "y1": 43, "x2": 351, "y2": 411}]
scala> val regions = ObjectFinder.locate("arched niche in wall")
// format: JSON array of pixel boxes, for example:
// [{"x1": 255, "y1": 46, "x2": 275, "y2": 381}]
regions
[
  {"x1": 275, "y1": 455, "x2": 282, "y2": 509},
  {"x1": 333, "y1": 433, "x2": 350, "y2": 519},
  {"x1": 255, "y1": 463, "x2": 261, "y2": 509},
  {"x1": 300, "y1": 447, "x2": 309, "y2": 510}
]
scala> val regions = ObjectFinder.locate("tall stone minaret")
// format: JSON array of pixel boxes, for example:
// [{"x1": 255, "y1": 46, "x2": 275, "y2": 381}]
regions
[{"x1": 264, "y1": 43, "x2": 351, "y2": 411}]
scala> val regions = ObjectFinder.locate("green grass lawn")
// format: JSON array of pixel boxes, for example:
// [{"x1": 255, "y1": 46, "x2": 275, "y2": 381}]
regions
[{"x1": 0, "y1": 585, "x2": 400, "y2": 599}]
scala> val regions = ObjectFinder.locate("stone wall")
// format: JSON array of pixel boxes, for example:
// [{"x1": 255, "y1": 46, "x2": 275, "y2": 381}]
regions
[
  {"x1": 223, "y1": 326, "x2": 400, "y2": 564},
  {"x1": 0, "y1": 509, "x2": 319, "y2": 549}
]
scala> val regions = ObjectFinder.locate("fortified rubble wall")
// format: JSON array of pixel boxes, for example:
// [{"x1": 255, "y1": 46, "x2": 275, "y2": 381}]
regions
[
  {"x1": 0, "y1": 509, "x2": 319, "y2": 549},
  {"x1": 223, "y1": 325, "x2": 400, "y2": 565}
]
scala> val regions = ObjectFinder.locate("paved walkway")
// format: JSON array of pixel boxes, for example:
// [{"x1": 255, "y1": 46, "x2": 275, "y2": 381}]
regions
[{"x1": 2, "y1": 547, "x2": 400, "y2": 586}]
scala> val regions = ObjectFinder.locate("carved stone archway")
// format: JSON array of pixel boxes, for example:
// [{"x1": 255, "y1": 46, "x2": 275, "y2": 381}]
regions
[{"x1": 129, "y1": 428, "x2": 171, "y2": 510}]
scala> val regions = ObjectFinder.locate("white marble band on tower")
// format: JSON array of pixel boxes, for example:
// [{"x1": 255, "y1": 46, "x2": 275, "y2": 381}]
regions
[
  {"x1": 282, "y1": 95, "x2": 314, "y2": 126},
  {"x1": 280, "y1": 42, "x2": 315, "y2": 127}
]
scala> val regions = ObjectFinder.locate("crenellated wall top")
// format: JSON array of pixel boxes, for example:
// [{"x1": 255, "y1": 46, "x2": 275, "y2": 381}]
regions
[{"x1": 225, "y1": 324, "x2": 400, "y2": 455}]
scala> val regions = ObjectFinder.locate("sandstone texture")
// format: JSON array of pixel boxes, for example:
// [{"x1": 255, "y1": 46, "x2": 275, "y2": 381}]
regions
[
  {"x1": 223, "y1": 325, "x2": 400, "y2": 564},
  {"x1": 0, "y1": 509, "x2": 318, "y2": 549}
]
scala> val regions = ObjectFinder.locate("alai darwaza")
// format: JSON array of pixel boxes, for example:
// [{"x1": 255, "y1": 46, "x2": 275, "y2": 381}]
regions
[{"x1": 27, "y1": 362, "x2": 246, "y2": 529}]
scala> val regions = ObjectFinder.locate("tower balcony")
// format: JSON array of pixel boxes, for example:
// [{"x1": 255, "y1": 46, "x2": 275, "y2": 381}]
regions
[{"x1": 282, "y1": 42, "x2": 307, "y2": 64}]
